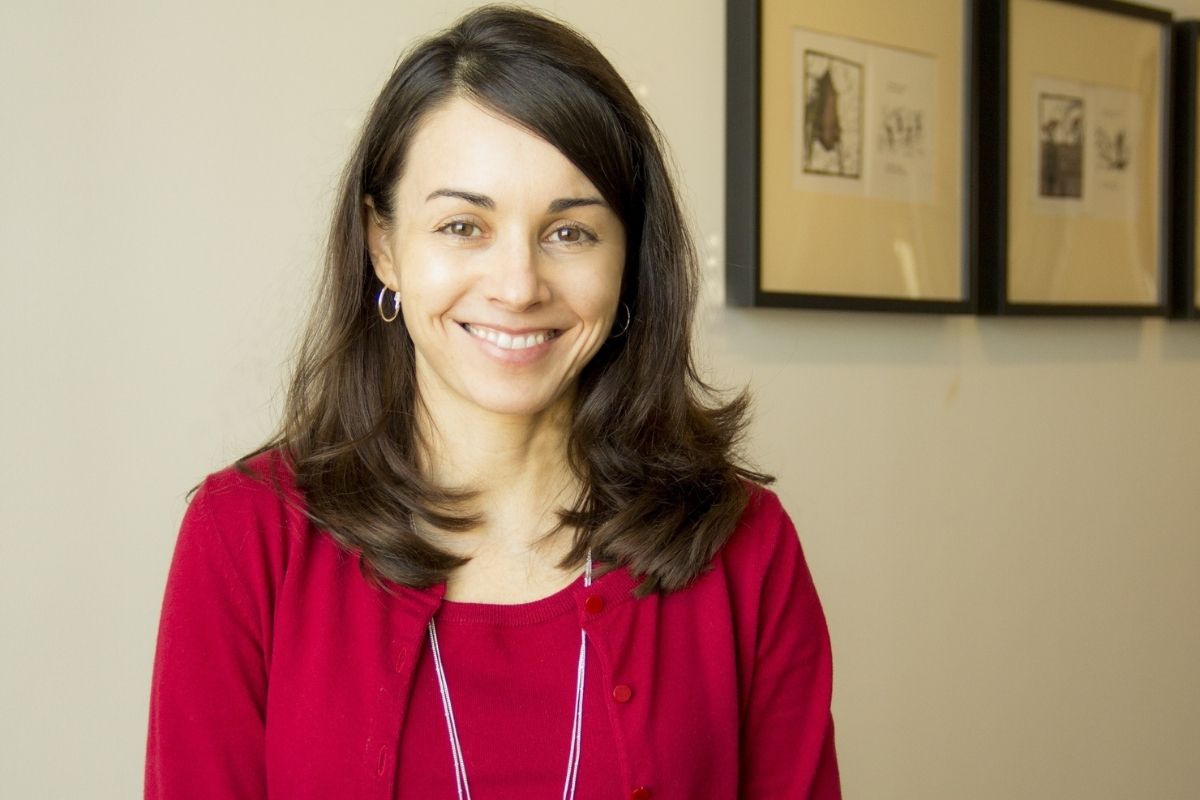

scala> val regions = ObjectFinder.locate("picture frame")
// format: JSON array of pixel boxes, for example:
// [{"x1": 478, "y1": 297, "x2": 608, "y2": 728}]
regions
[
  {"x1": 725, "y1": 0, "x2": 977, "y2": 312},
  {"x1": 1171, "y1": 20, "x2": 1200, "y2": 318},
  {"x1": 976, "y1": 0, "x2": 1172, "y2": 316}
]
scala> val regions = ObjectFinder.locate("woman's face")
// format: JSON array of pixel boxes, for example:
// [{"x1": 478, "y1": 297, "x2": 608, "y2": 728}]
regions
[{"x1": 367, "y1": 97, "x2": 626, "y2": 422}]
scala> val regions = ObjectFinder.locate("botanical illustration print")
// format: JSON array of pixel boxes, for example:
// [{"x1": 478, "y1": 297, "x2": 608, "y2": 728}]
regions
[
  {"x1": 1038, "y1": 92, "x2": 1085, "y2": 199},
  {"x1": 1087, "y1": 85, "x2": 1140, "y2": 220},
  {"x1": 1095, "y1": 126, "x2": 1129, "y2": 171},
  {"x1": 803, "y1": 50, "x2": 863, "y2": 178},
  {"x1": 878, "y1": 106, "x2": 925, "y2": 158}
]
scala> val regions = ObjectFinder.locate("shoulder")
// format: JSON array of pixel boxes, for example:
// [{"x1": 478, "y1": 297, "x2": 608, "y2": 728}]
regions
[
  {"x1": 714, "y1": 483, "x2": 804, "y2": 581},
  {"x1": 704, "y1": 482, "x2": 826, "y2": 626},
  {"x1": 190, "y1": 450, "x2": 307, "y2": 534},
  {"x1": 179, "y1": 449, "x2": 313, "y2": 584},
  {"x1": 196, "y1": 448, "x2": 302, "y2": 510}
]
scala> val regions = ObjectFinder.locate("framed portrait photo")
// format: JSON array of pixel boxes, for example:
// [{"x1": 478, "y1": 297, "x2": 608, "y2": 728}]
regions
[
  {"x1": 1171, "y1": 20, "x2": 1200, "y2": 318},
  {"x1": 725, "y1": 0, "x2": 977, "y2": 312},
  {"x1": 977, "y1": 0, "x2": 1172, "y2": 315}
]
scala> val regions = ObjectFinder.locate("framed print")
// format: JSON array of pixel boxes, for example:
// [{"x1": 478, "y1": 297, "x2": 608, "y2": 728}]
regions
[
  {"x1": 726, "y1": 0, "x2": 976, "y2": 312},
  {"x1": 1171, "y1": 20, "x2": 1200, "y2": 318},
  {"x1": 977, "y1": 0, "x2": 1171, "y2": 315}
]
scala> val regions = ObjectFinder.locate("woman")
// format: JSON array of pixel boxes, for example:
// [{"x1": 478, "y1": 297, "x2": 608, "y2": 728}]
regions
[{"x1": 145, "y1": 6, "x2": 839, "y2": 798}]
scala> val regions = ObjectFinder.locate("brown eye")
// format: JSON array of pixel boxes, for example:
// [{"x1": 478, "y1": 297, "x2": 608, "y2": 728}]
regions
[
  {"x1": 548, "y1": 225, "x2": 595, "y2": 245},
  {"x1": 444, "y1": 221, "x2": 478, "y2": 237}
]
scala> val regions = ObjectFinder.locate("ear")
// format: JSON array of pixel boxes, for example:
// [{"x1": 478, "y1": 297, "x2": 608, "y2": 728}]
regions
[{"x1": 363, "y1": 195, "x2": 399, "y2": 291}]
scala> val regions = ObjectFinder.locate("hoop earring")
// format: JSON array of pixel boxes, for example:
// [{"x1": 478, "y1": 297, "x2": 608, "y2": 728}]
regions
[
  {"x1": 610, "y1": 302, "x2": 631, "y2": 338},
  {"x1": 377, "y1": 285, "x2": 401, "y2": 323}
]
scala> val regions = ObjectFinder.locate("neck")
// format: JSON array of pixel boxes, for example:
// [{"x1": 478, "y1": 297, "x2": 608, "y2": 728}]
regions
[{"x1": 416, "y1": 387, "x2": 580, "y2": 555}]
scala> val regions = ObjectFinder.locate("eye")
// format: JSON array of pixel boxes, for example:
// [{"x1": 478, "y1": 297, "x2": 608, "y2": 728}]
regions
[
  {"x1": 546, "y1": 224, "x2": 597, "y2": 245},
  {"x1": 438, "y1": 220, "x2": 481, "y2": 238}
]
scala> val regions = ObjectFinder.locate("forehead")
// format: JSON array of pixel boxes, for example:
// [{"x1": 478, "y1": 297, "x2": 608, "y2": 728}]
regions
[{"x1": 397, "y1": 96, "x2": 602, "y2": 204}]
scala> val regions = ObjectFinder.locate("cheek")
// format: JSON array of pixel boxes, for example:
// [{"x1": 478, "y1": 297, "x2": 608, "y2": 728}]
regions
[
  {"x1": 568, "y1": 256, "x2": 625, "y2": 316},
  {"x1": 397, "y1": 247, "x2": 467, "y2": 311}
]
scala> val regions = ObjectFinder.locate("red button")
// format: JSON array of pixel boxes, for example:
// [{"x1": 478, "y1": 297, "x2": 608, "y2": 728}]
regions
[
  {"x1": 612, "y1": 684, "x2": 633, "y2": 703},
  {"x1": 631, "y1": 788, "x2": 652, "y2": 800},
  {"x1": 585, "y1": 595, "x2": 605, "y2": 614}
]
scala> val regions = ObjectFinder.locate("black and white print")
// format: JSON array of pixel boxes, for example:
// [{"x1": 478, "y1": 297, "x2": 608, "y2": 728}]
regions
[
  {"x1": 1038, "y1": 92, "x2": 1085, "y2": 199},
  {"x1": 802, "y1": 49, "x2": 863, "y2": 179}
]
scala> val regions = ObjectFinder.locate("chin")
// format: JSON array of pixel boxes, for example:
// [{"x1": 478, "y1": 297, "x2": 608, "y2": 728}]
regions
[
  {"x1": 467, "y1": 386, "x2": 571, "y2": 419},
  {"x1": 480, "y1": 399, "x2": 561, "y2": 419}
]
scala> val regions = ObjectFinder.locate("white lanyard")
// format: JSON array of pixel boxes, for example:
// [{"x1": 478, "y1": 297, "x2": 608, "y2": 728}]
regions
[{"x1": 426, "y1": 553, "x2": 594, "y2": 800}]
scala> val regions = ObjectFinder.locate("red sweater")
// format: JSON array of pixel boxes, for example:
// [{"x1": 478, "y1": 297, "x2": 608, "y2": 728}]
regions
[
  {"x1": 394, "y1": 579, "x2": 626, "y2": 797},
  {"x1": 145, "y1": 452, "x2": 840, "y2": 798}
]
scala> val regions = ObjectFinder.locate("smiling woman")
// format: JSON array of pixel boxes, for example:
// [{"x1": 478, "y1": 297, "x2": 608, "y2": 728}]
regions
[
  {"x1": 366, "y1": 97, "x2": 626, "y2": 422},
  {"x1": 145, "y1": 5, "x2": 839, "y2": 799}
]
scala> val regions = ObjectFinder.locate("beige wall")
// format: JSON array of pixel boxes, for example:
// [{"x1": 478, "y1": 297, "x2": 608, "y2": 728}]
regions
[{"x1": 2, "y1": 1, "x2": 1198, "y2": 797}]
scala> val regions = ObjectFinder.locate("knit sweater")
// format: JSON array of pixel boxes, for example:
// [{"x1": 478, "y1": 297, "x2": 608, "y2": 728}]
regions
[{"x1": 145, "y1": 451, "x2": 840, "y2": 798}]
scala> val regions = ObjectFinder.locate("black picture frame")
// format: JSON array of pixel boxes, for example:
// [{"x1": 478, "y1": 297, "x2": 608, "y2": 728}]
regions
[
  {"x1": 1171, "y1": 20, "x2": 1200, "y2": 318},
  {"x1": 725, "y1": 0, "x2": 978, "y2": 313},
  {"x1": 976, "y1": 0, "x2": 1173, "y2": 316}
]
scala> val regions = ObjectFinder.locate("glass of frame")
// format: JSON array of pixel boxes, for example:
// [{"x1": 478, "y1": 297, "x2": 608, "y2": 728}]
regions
[
  {"x1": 725, "y1": 0, "x2": 975, "y2": 312},
  {"x1": 977, "y1": 0, "x2": 1171, "y2": 315},
  {"x1": 1171, "y1": 20, "x2": 1200, "y2": 319}
]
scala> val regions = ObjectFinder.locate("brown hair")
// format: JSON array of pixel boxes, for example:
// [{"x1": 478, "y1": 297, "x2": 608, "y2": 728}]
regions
[{"x1": 238, "y1": 4, "x2": 770, "y2": 596}]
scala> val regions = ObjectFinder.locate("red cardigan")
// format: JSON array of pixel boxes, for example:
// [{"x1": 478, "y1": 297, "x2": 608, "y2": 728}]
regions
[{"x1": 145, "y1": 452, "x2": 840, "y2": 798}]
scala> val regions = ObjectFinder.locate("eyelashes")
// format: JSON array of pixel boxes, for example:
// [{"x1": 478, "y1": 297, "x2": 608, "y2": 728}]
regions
[
  {"x1": 545, "y1": 224, "x2": 599, "y2": 245},
  {"x1": 435, "y1": 219, "x2": 601, "y2": 247},
  {"x1": 439, "y1": 220, "x2": 480, "y2": 238}
]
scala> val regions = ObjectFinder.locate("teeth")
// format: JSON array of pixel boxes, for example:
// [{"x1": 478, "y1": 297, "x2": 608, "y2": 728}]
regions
[{"x1": 465, "y1": 324, "x2": 553, "y2": 350}]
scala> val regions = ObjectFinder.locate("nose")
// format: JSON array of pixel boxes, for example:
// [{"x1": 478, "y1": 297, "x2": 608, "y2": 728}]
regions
[{"x1": 484, "y1": 234, "x2": 551, "y2": 311}]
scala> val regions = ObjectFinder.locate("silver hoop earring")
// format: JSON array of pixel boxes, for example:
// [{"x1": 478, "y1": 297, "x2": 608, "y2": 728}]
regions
[
  {"x1": 377, "y1": 285, "x2": 401, "y2": 323},
  {"x1": 610, "y1": 302, "x2": 631, "y2": 338}
]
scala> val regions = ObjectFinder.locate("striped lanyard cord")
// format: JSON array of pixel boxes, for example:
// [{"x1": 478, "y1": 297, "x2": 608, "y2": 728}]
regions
[{"x1": 427, "y1": 552, "x2": 594, "y2": 800}]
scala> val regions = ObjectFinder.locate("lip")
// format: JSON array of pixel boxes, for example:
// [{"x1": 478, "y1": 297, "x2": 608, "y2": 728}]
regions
[
  {"x1": 458, "y1": 321, "x2": 562, "y2": 364},
  {"x1": 458, "y1": 322, "x2": 560, "y2": 336}
]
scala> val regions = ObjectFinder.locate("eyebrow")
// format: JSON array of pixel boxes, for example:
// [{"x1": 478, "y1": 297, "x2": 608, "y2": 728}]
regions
[{"x1": 425, "y1": 188, "x2": 607, "y2": 214}]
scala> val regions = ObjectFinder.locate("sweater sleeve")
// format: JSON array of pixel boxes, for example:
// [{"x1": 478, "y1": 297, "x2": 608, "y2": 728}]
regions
[
  {"x1": 738, "y1": 493, "x2": 840, "y2": 799},
  {"x1": 145, "y1": 477, "x2": 270, "y2": 799}
]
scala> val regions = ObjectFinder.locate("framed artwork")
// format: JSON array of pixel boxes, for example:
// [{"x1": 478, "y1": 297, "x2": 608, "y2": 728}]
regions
[
  {"x1": 1171, "y1": 20, "x2": 1200, "y2": 318},
  {"x1": 725, "y1": 0, "x2": 976, "y2": 312},
  {"x1": 976, "y1": 0, "x2": 1172, "y2": 315}
]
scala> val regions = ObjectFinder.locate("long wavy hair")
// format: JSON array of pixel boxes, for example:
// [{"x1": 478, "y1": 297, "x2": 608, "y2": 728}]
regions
[{"x1": 238, "y1": 4, "x2": 770, "y2": 596}]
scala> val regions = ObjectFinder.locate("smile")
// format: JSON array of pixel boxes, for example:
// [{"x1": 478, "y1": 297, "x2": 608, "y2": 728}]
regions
[{"x1": 462, "y1": 323, "x2": 561, "y2": 351}]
